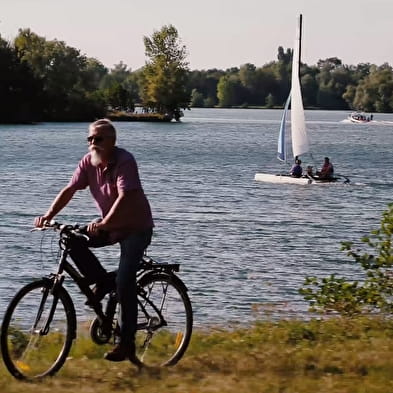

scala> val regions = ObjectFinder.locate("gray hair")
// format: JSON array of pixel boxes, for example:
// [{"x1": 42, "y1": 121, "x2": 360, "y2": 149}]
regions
[{"x1": 89, "y1": 118, "x2": 116, "y2": 140}]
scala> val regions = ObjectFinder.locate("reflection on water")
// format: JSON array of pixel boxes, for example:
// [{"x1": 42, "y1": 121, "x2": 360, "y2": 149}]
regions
[{"x1": 1, "y1": 109, "x2": 393, "y2": 326}]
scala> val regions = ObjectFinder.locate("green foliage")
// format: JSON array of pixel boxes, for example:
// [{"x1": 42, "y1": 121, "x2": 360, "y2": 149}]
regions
[
  {"x1": 99, "y1": 61, "x2": 130, "y2": 90},
  {"x1": 277, "y1": 46, "x2": 292, "y2": 64},
  {"x1": 140, "y1": 24, "x2": 191, "y2": 118},
  {"x1": 203, "y1": 95, "x2": 217, "y2": 107},
  {"x1": 265, "y1": 93, "x2": 275, "y2": 108},
  {"x1": 315, "y1": 60, "x2": 352, "y2": 109},
  {"x1": 187, "y1": 69, "x2": 223, "y2": 107},
  {"x1": 5, "y1": 25, "x2": 393, "y2": 123},
  {"x1": 190, "y1": 88, "x2": 205, "y2": 107},
  {"x1": 300, "y1": 73, "x2": 318, "y2": 107},
  {"x1": 217, "y1": 74, "x2": 244, "y2": 107},
  {"x1": 300, "y1": 204, "x2": 393, "y2": 315},
  {"x1": 104, "y1": 82, "x2": 135, "y2": 112},
  {"x1": 351, "y1": 63, "x2": 393, "y2": 112},
  {"x1": 0, "y1": 35, "x2": 43, "y2": 122},
  {"x1": 13, "y1": 28, "x2": 108, "y2": 121}
]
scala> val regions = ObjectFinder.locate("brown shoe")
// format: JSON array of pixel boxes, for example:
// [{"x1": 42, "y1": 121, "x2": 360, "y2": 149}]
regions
[{"x1": 104, "y1": 343, "x2": 143, "y2": 367}]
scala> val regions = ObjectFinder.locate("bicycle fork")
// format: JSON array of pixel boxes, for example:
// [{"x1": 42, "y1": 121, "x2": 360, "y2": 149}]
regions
[{"x1": 34, "y1": 275, "x2": 64, "y2": 336}]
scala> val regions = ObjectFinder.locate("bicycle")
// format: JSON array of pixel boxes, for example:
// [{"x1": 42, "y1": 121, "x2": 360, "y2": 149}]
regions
[{"x1": 0, "y1": 221, "x2": 193, "y2": 380}]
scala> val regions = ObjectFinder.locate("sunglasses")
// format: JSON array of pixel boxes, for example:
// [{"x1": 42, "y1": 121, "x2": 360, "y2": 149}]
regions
[{"x1": 87, "y1": 135, "x2": 105, "y2": 144}]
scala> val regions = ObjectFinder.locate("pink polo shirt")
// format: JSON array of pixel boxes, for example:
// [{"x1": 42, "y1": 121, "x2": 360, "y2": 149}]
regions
[{"x1": 68, "y1": 147, "x2": 153, "y2": 240}]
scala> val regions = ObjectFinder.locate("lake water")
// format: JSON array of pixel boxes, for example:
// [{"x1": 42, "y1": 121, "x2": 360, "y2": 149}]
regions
[{"x1": 1, "y1": 108, "x2": 393, "y2": 327}]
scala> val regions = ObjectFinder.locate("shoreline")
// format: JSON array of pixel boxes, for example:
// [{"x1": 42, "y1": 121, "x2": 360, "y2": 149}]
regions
[
  {"x1": 106, "y1": 111, "x2": 173, "y2": 122},
  {"x1": 1, "y1": 315, "x2": 391, "y2": 392}
]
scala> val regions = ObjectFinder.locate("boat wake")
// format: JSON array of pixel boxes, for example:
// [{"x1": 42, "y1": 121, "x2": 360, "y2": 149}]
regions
[{"x1": 341, "y1": 119, "x2": 393, "y2": 125}]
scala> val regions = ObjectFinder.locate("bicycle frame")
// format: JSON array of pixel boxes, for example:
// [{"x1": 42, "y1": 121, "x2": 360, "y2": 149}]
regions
[
  {"x1": 45, "y1": 239, "x2": 109, "y2": 327},
  {"x1": 45, "y1": 235, "x2": 171, "y2": 337},
  {"x1": 39, "y1": 222, "x2": 188, "y2": 343}
]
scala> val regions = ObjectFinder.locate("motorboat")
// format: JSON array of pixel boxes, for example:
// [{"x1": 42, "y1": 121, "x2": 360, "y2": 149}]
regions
[{"x1": 348, "y1": 112, "x2": 373, "y2": 123}]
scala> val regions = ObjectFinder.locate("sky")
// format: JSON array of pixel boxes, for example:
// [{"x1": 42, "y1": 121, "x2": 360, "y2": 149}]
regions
[{"x1": 1, "y1": 0, "x2": 393, "y2": 71}]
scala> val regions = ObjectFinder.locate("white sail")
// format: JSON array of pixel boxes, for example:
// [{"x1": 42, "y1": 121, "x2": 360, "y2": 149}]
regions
[
  {"x1": 277, "y1": 93, "x2": 291, "y2": 162},
  {"x1": 290, "y1": 15, "x2": 309, "y2": 158},
  {"x1": 254, "y1": 15, "x2": 349, "y2": 185}
]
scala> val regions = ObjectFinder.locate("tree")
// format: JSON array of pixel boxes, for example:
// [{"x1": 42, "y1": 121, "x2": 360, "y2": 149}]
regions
[
  {"x1": 255, "y1": 66, "x2": 280, "y2": 106},
  {"x1": 315, "y1": 59, "x2": 352, "y2": 109},
  {"x1": 140, "y1": 25, "x2": 190, "y2": 120},
  {"x1": 239, "y1": 63, "x2": 259, "y2": 105},
  {"x1": 13, "y1": 28, "x2": 107, "y2": 121},
  {"x1": 100, "y1": 61, "x2": 131, "y2": 89},
  {"x1": 80, "y1": 58, "x2": 108, "y2": 92},
  {"x1": 277, "y1": 46, "x2": 292, "y2": 64},
  {"x1": 275, "y1": 47, "x2": 292, "y2": 104},
  {"x1": 351, "y1": 64, "x2": 393, "y2": 112},
  {"x1": 187, "y1": 69, "x2": 223, "y2": 106},
  {"x1": 190, "y1": 89, "x2": 205, "y2": 107},
  {"x1": 0, "y1": 35, "x2": 43, "y2": 123},
  {"x1": 301, "y1": 73, "x2": 318, "y2": 107},
  {"x1": 265, "y1": 93, "x2": 275, "y2": 108},
  {"x1": 217, "y1": 74, "x2": 244, "y2": 107},
  {"x1": 99, "y1": 62, "x2": 139, "y2": 109},
  {"x1": 317, "y1": 57, "x2": 342, "y2": 71},
  {"x1": 105, "y1": 83, "x2": 134, "y2": 112},
  {"x1": 203, "y1": 96, "x2": 217, "y2": 107}
]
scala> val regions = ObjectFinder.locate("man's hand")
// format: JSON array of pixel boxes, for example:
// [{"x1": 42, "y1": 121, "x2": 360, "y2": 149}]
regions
[
  {"x1": 87, "y1": 220, "x2": 106, "y2": 235},
  {"x1": 34, "y1": 215, "x2": 51, "y2": 228},
  {"x1": 34, "y1": 186, "x2": 76, "y2": 228}
]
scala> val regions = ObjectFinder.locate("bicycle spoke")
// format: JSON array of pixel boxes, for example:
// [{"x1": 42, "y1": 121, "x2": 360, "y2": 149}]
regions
[
  {"x1": 136, "y1": 273, "x2": 192, "y2": 366},
  {"x1": 1, "y1": 280, "x2": 75, "y2": 379}
]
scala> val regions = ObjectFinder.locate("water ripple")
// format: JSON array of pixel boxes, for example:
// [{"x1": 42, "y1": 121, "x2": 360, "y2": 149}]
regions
[{"x1": 1, "y1": 109, "x2": 393, "y2": 326}]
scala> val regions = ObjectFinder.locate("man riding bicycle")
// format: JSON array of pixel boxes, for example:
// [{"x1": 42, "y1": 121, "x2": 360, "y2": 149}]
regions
[{"x1": 34, "y1": 119, "x2": 154, "y2": 365}]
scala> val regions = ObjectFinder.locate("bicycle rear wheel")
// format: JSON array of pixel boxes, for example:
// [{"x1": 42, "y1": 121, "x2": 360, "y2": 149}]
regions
[
  {"x1": 0, "y1": 279, "x2": 76, "y2": 380},
  {"x1": 136, "y1": 272, "x2": 193, "y2": 367}
]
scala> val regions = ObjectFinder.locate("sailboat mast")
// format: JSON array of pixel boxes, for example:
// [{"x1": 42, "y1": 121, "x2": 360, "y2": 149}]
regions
[
  {"x1": 298, "y1": 14, "x2": 302, "y2": 71},
  {"x1": 290, "y1": 13, "x2": 309, "y2": 159}
]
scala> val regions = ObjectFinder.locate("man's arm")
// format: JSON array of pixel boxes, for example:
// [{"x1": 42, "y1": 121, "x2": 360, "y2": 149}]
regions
[
  {"x1": 88, "y1": 189, "x2": 138, "y2": 234},
  {"x1": 34, "y1": 185, "x2": 77, "y2": 227}
]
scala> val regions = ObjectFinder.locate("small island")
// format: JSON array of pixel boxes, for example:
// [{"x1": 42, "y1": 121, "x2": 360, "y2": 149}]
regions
[
  {"x1": 107, "y1": 108, "x2": 184, "y2": 122},
  {"x1": 107, "y1": 112, "x2": 172, "y2": 122},
  {"x1": 0, "y1": 25, "x2": 189, "y2": 124}
]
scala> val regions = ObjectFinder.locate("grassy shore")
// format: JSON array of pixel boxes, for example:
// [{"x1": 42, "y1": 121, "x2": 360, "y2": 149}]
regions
[
  {"x1": 1, "y1": 316, "x2": 392, "y2": 393},
  {"x1": 106, "y1": 111, "x2": 172, "y2": 122}
]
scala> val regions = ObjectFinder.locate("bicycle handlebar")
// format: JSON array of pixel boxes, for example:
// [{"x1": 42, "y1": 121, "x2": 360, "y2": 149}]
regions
[{"x1": 33, "y1": 220, "x2": 90, "y2": 241}]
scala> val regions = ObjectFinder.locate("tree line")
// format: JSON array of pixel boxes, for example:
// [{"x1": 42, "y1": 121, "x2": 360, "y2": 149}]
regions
[
  {"x1": 192, "y1": 54, "x2": 393, "y2": 113},
  {"x1": 0, "y1": 25, "x2": 189, "y2": 123},
  {"x1": 1, "y1": 25, "x2": 393, "y2": 123}
]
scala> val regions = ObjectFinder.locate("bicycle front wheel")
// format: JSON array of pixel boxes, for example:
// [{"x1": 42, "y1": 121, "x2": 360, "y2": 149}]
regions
[
  {"x1": 0, "y1": 279, "x2": 76, "y2": 380},
  {"x1": 136, "y1": 272, "x2": 193, "y2": 367}
]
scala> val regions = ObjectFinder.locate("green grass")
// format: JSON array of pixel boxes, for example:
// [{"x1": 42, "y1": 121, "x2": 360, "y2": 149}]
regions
[{"x1": 1, "y1": 316, "x2": 393, "y2": 393}]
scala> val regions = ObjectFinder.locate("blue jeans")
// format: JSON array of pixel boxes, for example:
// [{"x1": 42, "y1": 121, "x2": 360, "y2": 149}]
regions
[
  {"x1": 69, "y1": 228, "x2": 152, "y2": 345},
  {"x1": 117, "y1": 229, "x2": 152, "y2": 344}
]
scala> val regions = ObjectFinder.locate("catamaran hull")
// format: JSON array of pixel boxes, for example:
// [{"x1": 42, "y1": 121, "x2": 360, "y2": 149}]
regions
[
  {"x1": 254, "y1": 173, "x2": 343, "y2": 185},
  {"x1": 254, "y1": 173, "x2": 311, "y2": 185}
]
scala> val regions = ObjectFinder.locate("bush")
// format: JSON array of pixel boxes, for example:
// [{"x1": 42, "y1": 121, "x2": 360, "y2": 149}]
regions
[{"x1": 300, "y1": 203, "x2": 393, "y2": 316}]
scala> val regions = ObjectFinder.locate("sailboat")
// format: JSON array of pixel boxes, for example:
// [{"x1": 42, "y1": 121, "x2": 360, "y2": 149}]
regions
[{"x1": 254, "y1": 15, "x2": 348, "y2": 185}]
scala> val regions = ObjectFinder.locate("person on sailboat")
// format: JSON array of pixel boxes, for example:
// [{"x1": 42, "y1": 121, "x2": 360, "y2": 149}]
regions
[
  {"x1": 317, "y1": 157, "x2": 334, "y2": 179},
  {"x1": 305, "y1": 166, "x2": 314, "y2": 178},
  {"x1": 290, "y1": 158, "x2": 303, "y2": 177}
]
